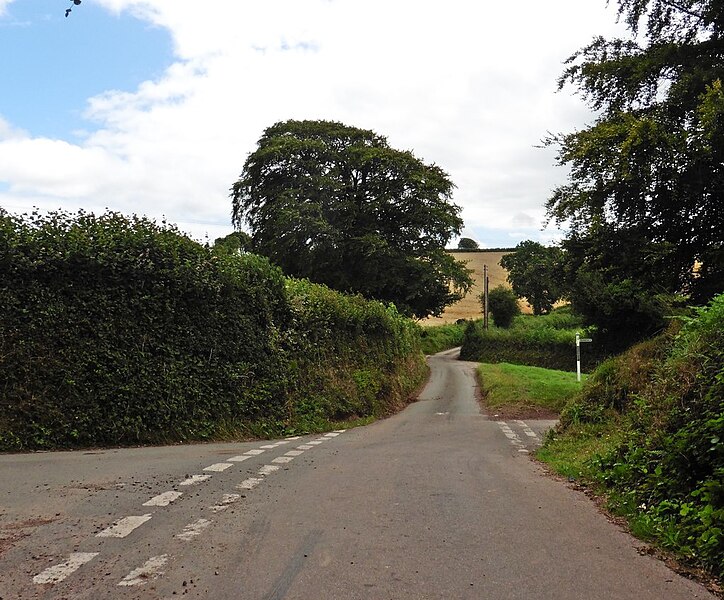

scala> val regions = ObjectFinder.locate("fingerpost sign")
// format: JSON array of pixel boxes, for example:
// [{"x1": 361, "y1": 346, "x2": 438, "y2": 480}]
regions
[{"x1": 576, "y1": 333, "x2": 592, "y2": 382}]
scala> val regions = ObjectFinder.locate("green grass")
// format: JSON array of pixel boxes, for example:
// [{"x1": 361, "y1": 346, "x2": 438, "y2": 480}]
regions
[
  {"x1": 536, "y1": 421, "x2": 624, "y2": 480},
  {"x1": 419, "y1": 321, "x2": 467, "y2": 354},
  {"x1": 476, "y1": 362, "x2": 586, "y2": 415}
]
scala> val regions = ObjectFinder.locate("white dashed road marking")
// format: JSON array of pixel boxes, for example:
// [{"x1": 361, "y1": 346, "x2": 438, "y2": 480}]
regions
[
  {"x1": 237, "y1": 477, "x2": 263, "y2": 490},
  {"x1": 33, "y1": 553, "x2": 99, "y2": 585},
  {"x1": 496, "y1": 421, "x2": 529, "y2": 454},
  {"x1": 176, "y1": 518, "x2": 211, "y2": 542},
  {"x1": 118, "y1": 554, "x2": 169, "y2": 587},
  {"x1": 258, "y1": 464, "x2": 280, "y2": 476},
  {"x1": 204, "y1": 462, "x2": 233, "y2": 472},
  {"x1": 143, "y1": 491, "x2": 183, "y2": 507},
  {"x1": 210, "y1": 493, "x2": 241, "y2": 512},
  {"x1": 515, "y1": 420, "x2": 540, "y2": 439},
  {"x1": 271, "y1": 456, "x2": 294, "y2": 464},
  {"x1": 227, "y1": 455, "x2": 251, "y2": 462},
  {"x1": 96, "y1": 514, "x2": 153, "y2": 538},
  {"x1": 179, "y1": 474, "x2": 211, "y2": 486},
  {"x1": 27, "y1": 430, "x2": 347, "y2": 589}
]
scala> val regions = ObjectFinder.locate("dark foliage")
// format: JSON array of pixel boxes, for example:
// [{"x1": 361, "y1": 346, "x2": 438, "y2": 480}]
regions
[
  {"x1": 231, "y1": 119, "x2": 472, "y2": 319},
  {"x1": 0, "y1": 211, "x2": 425, "y2": 450},
  {"x1": 547, "y1": 0, "x2": 724, "y2": 321}
]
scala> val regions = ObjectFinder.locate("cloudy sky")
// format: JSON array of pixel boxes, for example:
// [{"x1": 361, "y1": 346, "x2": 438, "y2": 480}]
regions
[{"x1": 0, "y1": 0, "x2": 624, "y2": 247}]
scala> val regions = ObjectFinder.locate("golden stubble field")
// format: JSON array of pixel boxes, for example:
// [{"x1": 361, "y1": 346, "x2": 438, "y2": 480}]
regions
[{"x1": 421, "y1": 250, "x2": 532, "y2": 325}]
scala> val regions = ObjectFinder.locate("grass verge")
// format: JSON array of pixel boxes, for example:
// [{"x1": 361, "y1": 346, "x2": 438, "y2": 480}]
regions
[{"x1": 476, "y1": 362, "x2": 585, "y2": 418}]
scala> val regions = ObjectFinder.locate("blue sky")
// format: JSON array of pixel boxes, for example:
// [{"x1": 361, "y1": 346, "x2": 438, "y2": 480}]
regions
[
  {"x1": 0, "y1": 0, "x2": 172, "y2": 140},
  {"x1": 0, "y1": 0, "x2": 623, "y2": 246}
]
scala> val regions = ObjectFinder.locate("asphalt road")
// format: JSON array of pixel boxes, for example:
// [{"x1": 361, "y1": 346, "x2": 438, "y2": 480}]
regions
[{"x1": 0, "y1": 349, "x2": 716, "y2": 599}]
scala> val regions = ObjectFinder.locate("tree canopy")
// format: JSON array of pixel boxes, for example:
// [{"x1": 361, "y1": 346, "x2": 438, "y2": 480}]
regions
[
  {"x1": 546, "y1": 0, "x2": 724, "y2": 308},
  {"x1": 499, "y1": 241, "x2": 564, "y2": 315},
  {"x1": 231, "y1": 119, "x2": 471, "y2": 318},
  {"x1": 457, "y1": 237, "x2": 480, "y2": 250}
]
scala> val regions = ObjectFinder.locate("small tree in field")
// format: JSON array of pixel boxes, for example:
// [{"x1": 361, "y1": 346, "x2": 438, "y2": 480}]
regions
[
  {"x1": 483, "y1": 285, "x2": 520, "y2": 328},
  {"x1": 457, "y1": 237, "x2": 479, "y2": 250}
]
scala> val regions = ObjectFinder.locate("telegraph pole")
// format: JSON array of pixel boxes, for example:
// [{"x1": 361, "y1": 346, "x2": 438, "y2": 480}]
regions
[{"x1": 483, "y1": 264, "x2": 489, "y2": 330}]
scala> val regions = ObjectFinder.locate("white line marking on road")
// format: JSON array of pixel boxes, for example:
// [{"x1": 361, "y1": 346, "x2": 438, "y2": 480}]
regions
[
  {"x1": 118, "y1": 554, "x2": 169, "y2": 587},
  {"x1": 271, "y1": 456, "x2": 294, "y2": 464},
  {"x1": 285, "y1": 436, "x2": 301, "y2": 440},
  {"x1": 237, "y1": 477, "x2": 263, "y2": 490},
  {"x1": 258, "y1": 464, "x2": 281, "y2": 476},
  {"x1": 260, "y1": 444, "x2": 279, "y2": 449},
  {"x1": 515, "y1": 420, "x2": 539, "y2": 438},
  {"x1": 33, "y1": 553, "x2": 99, "y2": 585},
  {"x1": 244, "y1": 449, "x2": 265, "y2": 456},
  {"x1": 204, "y1": 462, "x2": 233, "y2": 472},
  {"x1": 175, "y1": 518, "x2": 211, "y2": 541},
  {"x1": 496, "y1": 421, "x2": 528, "y2": 450},
  {"x1": 275, "y1": 440, "x2": 290, "y2": 445},
  {"x1": 284, "y1": 450, "x2": 304, "y2": 456},
  {"x1": 314, "y1": 437, "x2": 328, "y2": 442},
  {"x1": 324, "y1": 432, "x2": 340, "y2": 437},
  {"x1": 143, "y1": 491, "x2": 183, "y2": 507},
  {"x1": 96, "y1": 514, "x2": 152, "y2": 538},
  {"x1": 296, "y1": 444, "x2": 314, "y2": 450},
  {"x1": 209, "y1": 493, "x2": 241, "y2": 513},
  {"x1": 333, "y1": 429, "x2": 347, "y2": 433},
  {"x1": 227, "y1": 455, "x2": 251, "y2": 462},
  {"x1": 307, "y1": 440, "x2": 324, "y2": 445},
  {"x1": 179, "y1": 474, "x2": 211, "y2": 486}
]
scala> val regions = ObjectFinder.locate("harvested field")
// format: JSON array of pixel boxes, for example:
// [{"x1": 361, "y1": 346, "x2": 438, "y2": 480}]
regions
[{"x1": 422, "y1": 250, "x2": 532, "y2": 325}]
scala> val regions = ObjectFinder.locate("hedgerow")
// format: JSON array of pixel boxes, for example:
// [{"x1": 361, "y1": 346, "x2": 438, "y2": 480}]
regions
[
  {"x1": 459, "y1": 308, "x2": 608, "y2": 371},
  {"x1": 0, "y1": 211, "x2": 426, "y2": 450},
  {"x1": 547, "y1": 294, "x2": 724, "y2": 580}
]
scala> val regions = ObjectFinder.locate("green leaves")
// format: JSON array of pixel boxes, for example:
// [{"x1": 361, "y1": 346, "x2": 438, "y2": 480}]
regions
[
  {"x1": 548, "y1": 0, "x2": 724, "y2": 310},
  {"x1": 0, "y1": 210, "x2": 426, "y2": 450},
  {"x1": 231, "y1": 119, "x2": 471, "y2": 318}
]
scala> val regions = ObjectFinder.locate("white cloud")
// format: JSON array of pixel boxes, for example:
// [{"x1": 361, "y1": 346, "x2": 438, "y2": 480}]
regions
[
  {"x1": 0, "y1": 0, "x2": 14, "y2": 16},
  {"x1": 0, "y1": 0, "x2": 625, "y2": 242}
]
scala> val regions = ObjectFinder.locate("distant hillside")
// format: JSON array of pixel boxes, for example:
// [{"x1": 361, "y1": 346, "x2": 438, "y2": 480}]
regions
[{"x1": 422, "y1": 250, "x2": 532, "y2": 325}]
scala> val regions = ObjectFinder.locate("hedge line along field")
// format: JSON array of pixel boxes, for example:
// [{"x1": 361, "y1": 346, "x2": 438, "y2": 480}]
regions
[
  {"x1": 0, "y1": 210, "x2": 427, "y2": 451},
  {"x1": 459, "y1": 309, "x2": 608, "y2": 372}
]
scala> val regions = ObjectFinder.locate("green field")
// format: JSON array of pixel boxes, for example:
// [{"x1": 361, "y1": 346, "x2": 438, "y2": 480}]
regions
[{"x1": 476, "y1": 362, "x2": 585, "y2": 417}]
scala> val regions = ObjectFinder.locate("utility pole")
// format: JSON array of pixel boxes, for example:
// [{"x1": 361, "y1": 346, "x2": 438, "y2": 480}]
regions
[{"x1": 483, "y1": 265, "x2": 489, "y2": 330}]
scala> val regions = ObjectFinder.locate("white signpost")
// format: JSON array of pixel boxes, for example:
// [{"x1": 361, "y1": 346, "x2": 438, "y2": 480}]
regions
[{"x1": 576, "y1": 333, "x2": 592, "y2": 382}]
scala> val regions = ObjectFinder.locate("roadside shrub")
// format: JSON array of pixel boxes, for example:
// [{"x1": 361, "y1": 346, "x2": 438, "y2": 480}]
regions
[
  {"x1": 418, "y1": 321, "x2": 467, "y2": 354},
  {"x1": 549, "y1": 294, "x2": 724, "y2": 579},
  {"x1": 484, "y1": 285, "x2": 520, "y2": 328}
]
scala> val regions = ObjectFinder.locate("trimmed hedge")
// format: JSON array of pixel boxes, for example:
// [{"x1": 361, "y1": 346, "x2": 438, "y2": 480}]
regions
[
  {"x1": 459, "y1": 311, "x2": 608, "y2": 371},
  {"x1": 0, "y1": 211, "x2": 426, "y2": 450}
]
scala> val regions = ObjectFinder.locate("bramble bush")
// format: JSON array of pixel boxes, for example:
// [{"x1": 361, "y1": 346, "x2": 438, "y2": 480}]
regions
[{"x1": 0, "y1": 211, "x2": 426, "y2": 450}]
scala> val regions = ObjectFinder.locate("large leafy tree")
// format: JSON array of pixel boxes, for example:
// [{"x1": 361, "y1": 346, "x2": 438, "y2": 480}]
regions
[
  {"x1": 499, "y1": 241, "x2": 565, "y2": 315},
  {"x1": 231, "y1": 120, "x2": 471, "y2": 318},
  {"x1": 547, "y1": 0, "x2": 724, "y2": 309}
]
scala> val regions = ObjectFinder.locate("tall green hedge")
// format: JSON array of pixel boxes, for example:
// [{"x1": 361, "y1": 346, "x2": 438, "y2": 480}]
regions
[
  {"x1": 0, "y1": 211, "x2": 426, "y2": 450},
  {"x1": 459, "y1": 311, "x2": 607, "y2": 372}
]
